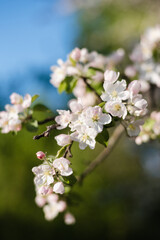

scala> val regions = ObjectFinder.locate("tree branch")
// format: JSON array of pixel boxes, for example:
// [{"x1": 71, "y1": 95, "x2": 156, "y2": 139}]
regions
[
  {"x1": 33, "y1": 124, "x2": 59, "y2": 140},
  {"x1": 38, "y1": 116, "x2": 55, "y2": 125},
  {"x1": 78, "y1": 124, "x2": 124, "y2": 183},
  {"x1": 63, "y1": 141, "x2": 73, "y2": 158},
  {"x1": 82, "y1": 77, "x2": 102, "y2": 102}
]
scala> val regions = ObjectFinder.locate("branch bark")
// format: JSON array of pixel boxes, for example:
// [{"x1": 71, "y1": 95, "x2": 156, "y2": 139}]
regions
[
  {"x1": 38, "y1": 116, "x2": 55, "y2": 125},
  {"x1": 78, "y1": 124, "x2": 124, "y2": 183},
  {"x1": 33, "y1": 124, "x2": 59, "y2": 140},
  {"x1": 63, "y1": 141, "x2": 73, "y2": 158}
]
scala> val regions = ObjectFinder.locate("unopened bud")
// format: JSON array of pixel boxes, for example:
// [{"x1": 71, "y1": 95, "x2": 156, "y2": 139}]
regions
[{"x1": 36, "y1": 151, "x2": 46, "y2": 160}]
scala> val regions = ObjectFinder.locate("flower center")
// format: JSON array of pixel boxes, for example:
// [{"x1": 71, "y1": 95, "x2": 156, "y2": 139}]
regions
[
  {"x1": 92, "y1": 114, "x2": 99, "y2": 122},
  {"x1": 111, "y1": 90, "x2": 118, "y2": 98},
  {"x1": 82, "y1": 134, "x2": 88, "y2": 142},
  {"x1": 114, "y1": 104, "x2": 121, "y2": 111}
]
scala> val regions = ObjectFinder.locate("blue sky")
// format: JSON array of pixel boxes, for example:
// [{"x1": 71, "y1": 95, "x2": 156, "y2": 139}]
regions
[{"x1": 0, "y1": 0, "x2": 78, "y2": 109}]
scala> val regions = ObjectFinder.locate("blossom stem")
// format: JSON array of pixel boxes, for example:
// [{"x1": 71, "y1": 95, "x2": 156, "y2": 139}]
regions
[
  {"x1": 33, "y1": 124, "x2": 59, "y2": 140},
  {"x1": 78, "y1": 124, "x2": 124, "y2": 183}
]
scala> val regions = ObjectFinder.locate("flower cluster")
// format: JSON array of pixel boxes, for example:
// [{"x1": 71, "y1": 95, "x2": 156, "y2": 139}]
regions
[
  {"x1": 135, "y1": 111, "x2": 160, "y2": 145},
  {"x1": 0, "y1": 93, "x2": 32, "y2": 133},
  {"x1": 125, "y1": 25, "x2": 160, "y2": 91},
  {"x1": 55, "y1": 99, "x2": 112, "y2": 150},
  {"x1": 100, "y1": 70, "x2": 148, "y2": 137},
  {"x1": 50, "y1": 47, "x2": 124, "y2": 106},
  {"x1": 32, "y1": 151, "x2": 75, "y2": 223}
]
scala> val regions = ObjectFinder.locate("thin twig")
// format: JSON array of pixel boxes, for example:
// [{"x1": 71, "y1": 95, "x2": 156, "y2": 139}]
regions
[
  {"x1": 82, "y1": 77, "x2": 102, "y2": 102},
  {"x1": 78, "y1": 124, "x2": 124, "y2": 183},
  {"x1": 33, "y1": 124, "x2": 59, "y2": 140},
  {"x1": 38, "y1": 116, "x2": 55, "y2": 125},
  {"x1": 63, "y1": 141, "x2": 73, "y2": 158}
]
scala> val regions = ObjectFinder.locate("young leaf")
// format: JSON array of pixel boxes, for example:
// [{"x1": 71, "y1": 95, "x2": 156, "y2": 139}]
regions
[
  {"x1": 96, "y1": 128, "x2": 109, "y2": 147},
  {"x1": 88, "y1": 66, "x2": 104, "y2": 72},
  {"x1": 59, "y1": 174, "x2": 77, "y2": 186},
  {"x1": 58, "y1": 76, "x2": 77, "y2": 94},
  {"x1": 32, "y1": 94, "x2": 39, "y2": 103},
  {"x1": 33, "y1": 104, "x2": 51, "y2": 112},
  {"x1": 25, "y1": 120, "x2": 38, "y2": 132},
  {"x1": 98, "y1": 102, "x2": 105, "y2": 108}
]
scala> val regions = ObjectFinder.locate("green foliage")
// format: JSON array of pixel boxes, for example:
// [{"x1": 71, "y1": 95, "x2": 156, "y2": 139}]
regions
[
  {"x1": 58, "y1": 76, "x2": 78, "y2": 94},
  {"x1": 31, "y1": 94, "x2": 39, "y2": 103},
  {"x1": 96, "y1": 128, "x2": 109, "y2": 147},
  {"x1": 25, "y1": 120, "x2": 38, "y2": 132},
  {"x1": 59, "y1": 174, "x2": 77, "y2": 186},
  {"x1": 33, "y1": 104, "x2": 51, "y2": 112}
]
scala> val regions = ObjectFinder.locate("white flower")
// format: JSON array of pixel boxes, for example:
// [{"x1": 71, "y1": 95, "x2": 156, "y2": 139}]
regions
[
  {"x1": 32, "y1": 163, "x2": 55, "y2": 187},
  {"x1": 68, "y1": 99, "x2": 83, "y2": 113},
  {"x1": 130, "y1": 44, "x2": 144, "y2": 62},
  {"x1": 124, "y1": 65, "x2": 137, "y2": 78},
  {"x1": 43, "y1": 202, "x2": 60, "y2": 221},
  {"x1": 127, "y1": 94, "x2": 148, "y2": 117},
  {"x1": 64, "y1": 213, "x2": 76, "y2": 225},
  {"x1": 55, "y1": 110, "x2": 72, "y2": 130},
  {"x1": 105, "y1": 101, "x2": 127, "y2": 119},
  {"x1": 139, "y1": 61, "x2": 160, "y2": 88},
  {"x1": 126, "y1": 120, "x2": 144, "y2": 137},
  {"x1": 101, "y1": 79, "x2": 129, "y2": 102},
  {"x1": 9, "y1": 118, "x2": 22, "y2": 132},
  {"x1": 55, "y1": 134, "x2": 71, "y2": 147},
  {"x1": 83, "y1": 106, "x2": 112, "y2": 132},
  {"x1": 128, "y1": 80, "x2": 141, "y2": 98},
  {"x1": 35, "y1": 195, "x2": 46, "y2": 207},
  {"x1": 53, "y1": 182, "x2": 65, "y2": 194},
  {"x1": 10, "y1": 93, "x2": 23, "y2": 105},
  {"x1": 22, "y1": 94, "x2": 32, "y2": 108},
  {"x1": 53, "y1": 157, "x2": 73, "y2": 176},
  {"x1": 141, "y1": 25, "x2": 160, "y2": 59},
  {"x1": 70, "y1": 48, "x2": 81, "y2": 62},
  {"x1": 79, "y1": 48, "x2": 89, "y2": 63},
  {"x1": 57, "y1": 201, "x2": 67, "y2": 212},
  {"x1": 70, "y1": 126, "x2": 97, "y2": 150},
  {"x1": 0, "y1": 111, "x2": 10, "y2": 133},
  {"x1": 106, "y1": 48, "x2": 125, "y2": 65},
  {"x1": 104, "y1": 70, "x2": 120, "y2": 84},
  {"x1": 50, "y1": 59, "x2": 67, "y2": 87}
]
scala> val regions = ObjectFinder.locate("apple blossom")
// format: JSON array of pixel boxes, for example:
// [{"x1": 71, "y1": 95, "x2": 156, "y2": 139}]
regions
[
  {"x1": 53, "y1": 182, "x2": 65, "y2": 194},
  {"x1": 55, "y1": 134, "x2": 71, "y2": 147},
  {"x1": 105, "y1": 101, "x2": 127, "y2": 119},
  {"x1": 53, "y1": 157, "x2": 73, "y2": 176}
]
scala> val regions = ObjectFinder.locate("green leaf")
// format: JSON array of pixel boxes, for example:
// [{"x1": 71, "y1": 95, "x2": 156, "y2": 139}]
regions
[
  {"x1": 98, "y1": 102, "x2": 105, "y2": 108},
  {"x1": 33, "y1": 104, "x2": 51, "y2": 112},
  {"x1": 96, "y1": 128, "x2": 109, "y2": 147},
  {"x1": 32, "y1": 94, "x2": 39, "y2": 103},
  {"x1": 88, "y1": 66, "x2": 104, "y2": 72},
  {"x1": 25, "y1": 120, "x2": 38, "y2": 132},
  {"x1": 69, "y1": 56, "x2": 76, "y2": 66},
  {"x1": 58, "y1": 76, "x2": 77, "y2": 94},
  {"x1": 86, "y1": 68, "x2": 97, "y2": 78},
  {"x1": 59, "y1": 174, "x2": 77, "y2": 186},
  {"x1": 55, "y1": 146, "x2": 67, "y2": 158}
]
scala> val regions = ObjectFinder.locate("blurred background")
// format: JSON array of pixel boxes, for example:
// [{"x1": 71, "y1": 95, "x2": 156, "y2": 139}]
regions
[{"x1": 0, "y1": 0, "x2": 160, "y2": 239}]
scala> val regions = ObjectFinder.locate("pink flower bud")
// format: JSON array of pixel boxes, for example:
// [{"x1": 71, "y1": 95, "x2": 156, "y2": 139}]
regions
[{"x1": 36, "y1": 151, "x2": 46, "y2": 160}]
